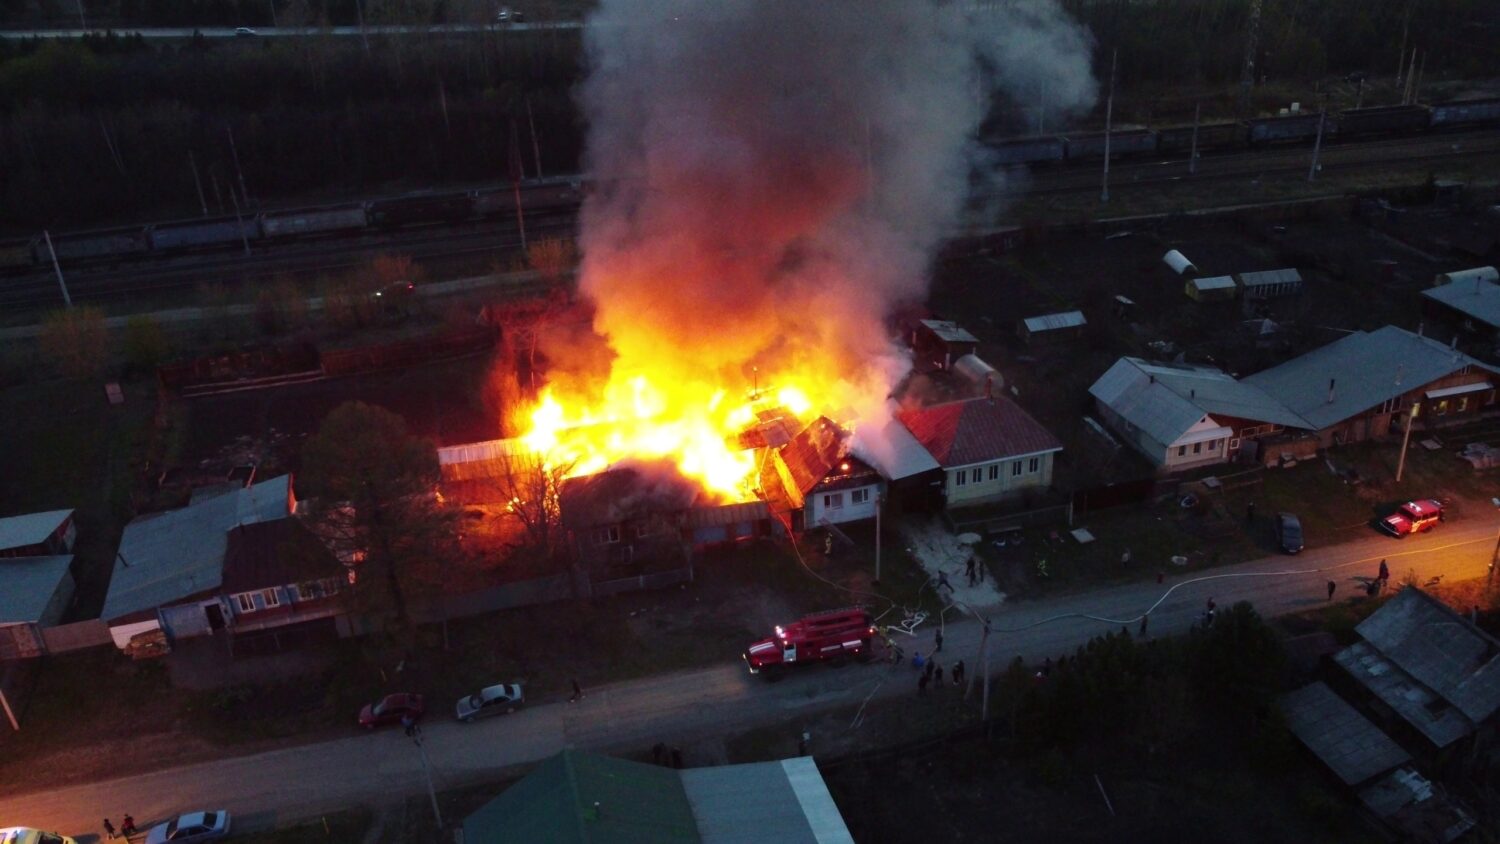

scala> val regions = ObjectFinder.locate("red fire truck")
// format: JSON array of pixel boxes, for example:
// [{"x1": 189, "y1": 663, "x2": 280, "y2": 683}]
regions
[
  {"x1": 1377, "y1": 499, "x2": 1445, "y2": 537},
  {"x1": 743, "y1": 607, "x2": 877, "y2": 675}
]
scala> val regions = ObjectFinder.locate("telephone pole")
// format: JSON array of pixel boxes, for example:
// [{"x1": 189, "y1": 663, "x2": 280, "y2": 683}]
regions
[
  {"x1": 1100, "y1": 48, "x2": 1117, "y2": 204},
  {"x1": 226, "y1": 125, "x2": 251, "y2": 208},
  {"x1": 1189, "y1": 101, "x2": 1201, "y2": 176},
  {"x1": 43, "y1": 231, "x2": 72, "y2": 308},
  {"x1": 189, "y1": 151, "x2": 209, "y2": 216},
  {"x1": 1308, "y1": 99, "x2": 1328, "y2": 181},
  {"x1": 1239, "y1": 0, "x2": 1263, "y2": 115}
]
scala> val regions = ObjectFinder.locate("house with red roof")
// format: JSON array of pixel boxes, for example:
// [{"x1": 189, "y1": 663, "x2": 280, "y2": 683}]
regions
[
  {"x1": 761, "y1": 417, "x2": 884, "y2": 529},
  {"x1": 897, "y1": 396, "x2": 1063, "y2": 508}
]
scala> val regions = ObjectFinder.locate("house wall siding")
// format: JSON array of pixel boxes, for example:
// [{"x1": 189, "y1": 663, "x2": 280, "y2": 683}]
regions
[
  {"x1": 945, "y1": 452, "x2": 1055, "y2": 506},
  {"x1": 809, "y1": 483, "x2": 880, "y2": 525}
]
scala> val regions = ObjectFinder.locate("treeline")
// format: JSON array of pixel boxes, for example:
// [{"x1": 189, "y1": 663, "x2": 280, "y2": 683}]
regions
[
  {"x1": 0, "y1": 30, "x2": 583, "y2": 230},
  {"x1": 1, "y1": 0, "x2": 586, "y2": 28}
]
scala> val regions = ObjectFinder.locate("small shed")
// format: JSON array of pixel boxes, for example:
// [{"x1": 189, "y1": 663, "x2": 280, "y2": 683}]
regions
[
  {"x1": 1185, "y1": 275, "x2": 1237, "y2": 302},
  {"x1": 1019, "y1": 310, "x2": 1087, "y2": 346},
  {"x1": 912, "y1": 319, "x2": 980, "y2": 371},
  {"x1": 952, "y1": 354, "x2": 1001, "y2": 392},
  {"x1": 1237, "y1": 268, "x2": 1303, "y2": 300},
  {"x1": 1434, "y1": 266, "x2": 1498, "y2": 287},
  {"x1": 1162, "y1": 249, "x2": 1198, "y2": 276}
]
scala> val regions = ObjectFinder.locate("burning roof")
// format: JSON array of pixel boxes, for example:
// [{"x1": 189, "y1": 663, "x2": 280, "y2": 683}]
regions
[{"x1": 558, "y1": 463, "x2": 703, "y2": 530}]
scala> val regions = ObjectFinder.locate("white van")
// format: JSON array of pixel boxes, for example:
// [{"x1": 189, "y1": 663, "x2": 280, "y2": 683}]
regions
[{"x1": 0, "y1": 829, "x2": 77, "y2": 844}]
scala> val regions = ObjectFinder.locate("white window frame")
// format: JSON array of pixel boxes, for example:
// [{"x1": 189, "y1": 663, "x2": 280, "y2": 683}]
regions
[
  {"x1": 971, "y1": 468, "x2": 982, "y2": 483},
  {"x1": 597, "y1": 526, "x2": 621, "y2": 545},
  {"x1": 954, "y1": 471, "x2": 966, "y2": 487},
  {"x1": 825, "y1": 493, "x2": 844, "y2": 510},
  {"x1": 236, "y1": 593, "x2": 255, "y2": 613},
  {"x1": 1027, "y1": 456, "x2": 1040, "y2": 473},
  {"x1": 1011, "y1": 460, "x2": 1022, "y2": 477},
  {"x1": 851, "y1": 488, "x2": 869, "y2": 505},
  {"x1": 988, "y1": 464, "x2": 999, "y2": 481}
]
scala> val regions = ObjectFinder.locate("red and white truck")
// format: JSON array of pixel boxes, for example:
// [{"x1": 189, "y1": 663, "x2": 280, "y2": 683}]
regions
[
  {"x1": 1377, "y1": 499, "x2": 1445, "y2": 537},
  {"x1": 743, "y1": 607, "x2": 877, "y2": 675}
]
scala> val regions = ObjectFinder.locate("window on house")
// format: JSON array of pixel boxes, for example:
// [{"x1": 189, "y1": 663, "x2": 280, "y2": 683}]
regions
[
  {"x1": 988, "y1": 464, "x2": 999, "y2": 481},
  {"x1": 1436, "y1": 399, "x2": 1450, "y2": 416},
  {"x1": 634, "y1": 523, "x2": 651, "y2": 539},
  {"x1": 1228, "y1": 438, "x2": 1241, "y2": 451},
  {"x1": 262, "y1": 588, "x2": 281, "y2": 608},
  {"x1": 1028, "y1": 457, "x2": 1040, "y2": 473},
  {"x1": 596, "y1": 526, "x2": 621, "y2": 545},
  {"x1": 851, "y1": 489, "x2": 869, "y2": 505},
  {"x1": 1178, "y1": 445, "x2": 1187, "y2": 457},
  {"x1": 1193, "y1": 442, "x2": 1202, "y2": 454},
  {"x1": 954, "y1": 471, "x2": 966, "y2": 487},
  {"x1": 1457, "y1": 396, "x2": 1470, "y2": 413},
  {"x1": 1011, "y1": 460, "x2": 1022, "y2": 477},
  {"x1": 971, "y1": 468, "x2": 982, "y2": 483},
  {"x1": 1208, "y1": 440, "x2": 1219, "y2": 452},
  {"x1": 825, "y1": 493, "x2": 844, "y2": 509},
  {"x1": 236, "y1": 593, "x2": 255, "y2": 613}
]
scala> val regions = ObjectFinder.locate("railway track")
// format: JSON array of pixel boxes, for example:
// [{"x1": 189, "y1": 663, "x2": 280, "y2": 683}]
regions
[{"x1": 2, "y1": 129, "x2": 1496, "y2": 312}]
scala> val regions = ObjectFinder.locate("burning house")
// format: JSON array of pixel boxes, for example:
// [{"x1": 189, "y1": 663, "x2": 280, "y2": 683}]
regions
[
  {"x1": 761, "y1": 417, "x2": 883, "y2": 530},
  {"x1": 558, "y1": 465, "x2": 700, "y2": 577}
]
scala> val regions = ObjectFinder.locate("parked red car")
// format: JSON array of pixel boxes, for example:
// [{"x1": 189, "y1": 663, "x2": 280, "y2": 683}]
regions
[{"x1": 358, "y1": 693, "x2": 425, "y2": 730}]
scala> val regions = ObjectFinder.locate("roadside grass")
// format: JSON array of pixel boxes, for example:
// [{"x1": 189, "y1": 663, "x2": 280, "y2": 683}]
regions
[{"x1": 233, "y1": 808, "x2": 371, "y2": 844}]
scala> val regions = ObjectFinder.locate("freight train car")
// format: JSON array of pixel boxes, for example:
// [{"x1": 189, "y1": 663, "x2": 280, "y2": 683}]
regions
[
  {"x1": 1429, "y1": 98, "x2": 1500, "y2": 128},
  {"x1": 1156, "y1": 121, "x2": 1244, "y2": 154},
  {"x1": 367, "y1": 192, "x2": 474, "y2": 227},
  {"x1": 1247, "y1": 113, "x2": 1334, "y2": 145},
  {"x1": 1063, "y1": 129, "x2": 1157, "y2": 159},
  {"x1": 149, "y1": 216, "x2": 260, "y2": 251},
  {"x1": 1336, "y1": 104, "x2": 1431, "y2": 136},
  {"x1": 50, "y1": 226, "x2": 150, "y2": 261},
  {"x1": 990, "y1": 136, "x2": 1067, "y2": 166},
  {"x1": 261, "y1": 205, "x2": 368, "y2": 238}
]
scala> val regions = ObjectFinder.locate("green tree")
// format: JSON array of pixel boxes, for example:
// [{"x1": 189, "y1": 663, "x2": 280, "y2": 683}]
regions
[
  {"x1": 39, "y1": 306, "x2": 109, "y2": 379},
  {"x1": 300, "y1": 401, "x2": 456, "y2": 630},
  {"x1": 122, "y1": 314, "x2": 170, "y2": 373}
]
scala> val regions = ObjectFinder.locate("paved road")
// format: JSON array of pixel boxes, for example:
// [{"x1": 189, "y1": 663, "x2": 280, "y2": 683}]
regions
[
  {"x1": 3, "y1": 519, "x2": 1496, "y2": 838},
  {"x1": 0, "y1": 23, "x2": 579, "y2": 39}
]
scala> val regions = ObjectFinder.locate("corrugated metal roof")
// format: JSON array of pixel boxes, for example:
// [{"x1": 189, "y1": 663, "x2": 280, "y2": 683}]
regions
[
  {"x1": 0, "y1": 554, "x2": 73, "y2": 625},
  {"x1": 897, "y1": 397, "x2": 1062, "y2": 468},
  {"x1": 851, "y1": 418, "x2": 940, "y2": 481},
  {"x1": 685, "y1": 501, "x2": 770, "y2": 529},
  {"x1": 102, "y1": 475, "x2": 292, "y2": 622},
  {"x1": 462, "y1": 750, "x2": 701, "y2": 843},
  {"x1": 1422, "y1": 277, "x2": 1500, "y2": 329},
  {"x1": 1190, "y1": 275, "x2": 1237, "y2": 291},
  {"x1": 1279, "y1": 682, "x2": 1410, "y2": 786},
  {"x1": 0, "y1": 509, "x2": 72, "y2": 552},
  {"x1": 1333, "y1": 640, "x2": 1476, "y2": 748},
  {"x1": 1238, "y1": 268, "x2": 1303, "y2": 287},
  {"x1": 437, "y1": 437, "x2": 533, "y2": 466},
  {"x1": 1434, "y1": 266, "x2": 1498, "y2": 286},
  {"x1": 681, "y1": 758, "x2": 855, "y2": 844},
  {"x1": 1355, "y1": 588, "x2": 1500, "y2": 725},
  {"x1": 1022, "y1": 311, "x2": 1086, "y2": 333},
  {"x1": 1243, "y1": 326, "x2": 1500, "y2": 430},
  {"x1": 918, "y1": 319, "x2": 979, "y2": 344},
  {"x1": 1090, "y1": 358, "x2": 1305, "y2": 447}
]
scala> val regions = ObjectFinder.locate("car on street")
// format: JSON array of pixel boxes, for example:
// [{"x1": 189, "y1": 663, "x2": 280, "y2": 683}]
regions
[
  {"x1": 456, "y1": 683, "x2": 524, "y2": 722},
  {"x1": 144, "y1": 811, "x2": 230, "y2": 844},
  {"x1": 1276, "y1": 512, "x2": 1304, "y2": 554},
  {"x1": 0, "y1": 828, "x2": 76, "y2": 844},
  {"x1": 234, "y1": 27, "x2": 257, "y2": 37},
  {"x1": 1377, "y1": 499, "x2": 1445, "y2": 537},
  {"x1": 358, "y1": 692, "x2": 425, "y2": 729}
]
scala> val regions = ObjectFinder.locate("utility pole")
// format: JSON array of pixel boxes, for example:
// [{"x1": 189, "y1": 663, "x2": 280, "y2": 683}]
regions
[
  {"x1": 189, "y1": 151, "x2": 209, "y2": 217},
  {"x1": 76, "y1": 0, "x2": 87, "y2": 29},
  {"x1": 525, "y1": 96, "x2": 544, "y2": 179},
  {"x1": 228, "y1": 189, "x2": 252, "y2": 256},
  {"x1": 509, "y1": 119, "x2": 528, "y2": 251},
  {"x1": 1307, "y1": 99, "x2": 1327, "y2": 181},
  {"x1": 1402, "y1": 47, "x2": 1418, "y2": 104},
  {"x1": 1100, "y1": 47, "x2": 1117, "y2": 204},
  {"x1": 268, "y1": 0, "x2": 277, "y2": 27},
  {"x1": 1411, "y1": 52, "x2": 1426, "y2": 105},
  {"x1": 408, "y1": 724, "x2": 444, "y2": 832},
  {"x1": 355, "y1": 0, "x2": 371, "y2": 56},
  {"x1": 1354, "y1": 76, "x2": 1365, "y2": 110},
  {"x1": 873, "y1": 494, "x2": 882, "y2": 585},
  {"x1": 43, "y1": 231, "x2": 73, "y2": 308},
  {"x1": 226, "y1": 125, "x2": 251, "y2": 208},
  {"x1": 1239, "y1": 0, "x2": 1263, "y2": 115},
  {"x1": 1395, "y1": 403, "x2": 1420, "y2": 482},
  {"x1": 1188, "y1": 101, "x2": 1201, "y2": 176},
  {"x1": 1396, "y1": 1, "x2": 1415, "y2": 85}
]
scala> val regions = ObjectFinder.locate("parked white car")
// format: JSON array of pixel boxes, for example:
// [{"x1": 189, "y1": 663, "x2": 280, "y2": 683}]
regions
[
  {"x1": 144, "y1": 811, "x2": 231, "y2": 844},
  {"x1": 456, "y1": 683, "x2": 525, "y2": 722}
]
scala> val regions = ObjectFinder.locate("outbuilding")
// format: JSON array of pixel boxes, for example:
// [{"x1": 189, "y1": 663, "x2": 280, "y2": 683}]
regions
[
  {"x1": 1185, "y1": 275, "x2": 1237, "y2": 302},
  {"x1": 1018, "y1": 310, "x2": 1086, "y2": 346},
  {"x1": 1163, "y1": 249, "x2": 1198, "y2": 276},
  {"x1": 911, "y1": 319, "x2": 980, "y2": 371},
  {"x1": 1237, "y1": 268, "x2": 1303, "y2": 300},
  {"x1": 0, "y1": 509, "x2": 76, "y2": 558}
]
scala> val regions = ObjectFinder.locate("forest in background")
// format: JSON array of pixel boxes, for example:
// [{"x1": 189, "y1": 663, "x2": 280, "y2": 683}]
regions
[{"x1": 0, "y1": 0, "x2": 1495, "y2": 231}]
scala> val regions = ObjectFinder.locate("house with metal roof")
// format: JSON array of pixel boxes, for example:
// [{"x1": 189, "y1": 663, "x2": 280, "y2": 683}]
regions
[
  {"x1": 1421, "y1": 271, "x2": 1500, "y2": 339},
  {"x1": 1280, "y1": 681, "x2": 1412, "y2": 786},
  {"x1": 1242, "y1": 325, "x2": 1499, "y2": 447},
  {"x1": 1018, "y1": 310, "x2": 1087, "y2": 346},
  {"x1": 461, "y1": 749, "x2": 854, "y2": 844},
  {"x1": 0, "y1": 508, "x2": 76, "y2": 558},
  {"x1": 1331, "y1": 588, "x2": 1500, "y2": 751},
  {"x1": 1185, "y1": 275, "x2": 1237, "y2": 302},
  {"x1": 896, "y1": 396, "x2": 1062, "y2": 508},
  {"x1": 1088, "y1": 357, "x2": 1306, "y2": 471},
  {"x1": 0, "y1": 554, "x2": 76, "y2": 659},
  {"x1": 102, "y1": 474, "x2": 295, "y2": 651},
  {"x1": 1236, "y1": 268, "x2": 1303, "y2": 300},
  {"x1": 760, "y1": 417, "x2": 883, "y2": 529},
  {"x1": 911, "y1": 319, "x2": 979, "y2": 371}
]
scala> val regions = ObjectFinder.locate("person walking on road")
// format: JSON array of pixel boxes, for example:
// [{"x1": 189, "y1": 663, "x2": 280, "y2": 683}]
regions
[
  {"x1": 1246, "y1": 501, "x2": 1257, "y2": 526},
  {"x1": 1327, "y1": 580, "x2": 1337, "y2": 601},
  {"x1": 952, "y1": 660, "x2": 965, "y2": 687},
  {"x1": 102, "y1": 819, "x2": 116, "y2": 840},
  {"x1": 924, "y1": 659, "x2": 935, "y2": 682},
  {"x1": 1139, "y1": 613, "x2": 1149, "y2": 637},
  {"x1": 934, "y1": 662, "x2": 944, "y2": 686},
  {"x1": 1378, "y1": 559, "x2": 1390, "y2": 589},
  {"x1": 121, "y1": 815, "x2": 137, "y2": 837},
  {"x1": 934, "y1": 628, "x2": 944, "y2": 653},
  {"x1": 918, "y1": 673, "x2": 930, "y2": 695},
  {"x1": 570, "y1": 678, "x2": 584, "y2": 702},
  {"x1": 966, "y1": 556, "x2": 977, "y2": 586}
]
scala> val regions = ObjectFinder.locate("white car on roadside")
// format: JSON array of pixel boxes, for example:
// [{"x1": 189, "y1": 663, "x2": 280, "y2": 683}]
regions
[
  {"x1": 144, "y1": 811, "x2": 230, "y2": 844},
  {"x1": 456, "y1": 683, "x2": 525, "y2": 721}
]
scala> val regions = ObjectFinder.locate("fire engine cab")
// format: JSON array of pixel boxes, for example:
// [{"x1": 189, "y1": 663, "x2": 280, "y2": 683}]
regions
[
  {"x1": 743, "y1": 607, "x2": 876, "y2": 675},
  {"x1": 1378, "y1": 499, "x2": 1445, "y2": 537}
]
